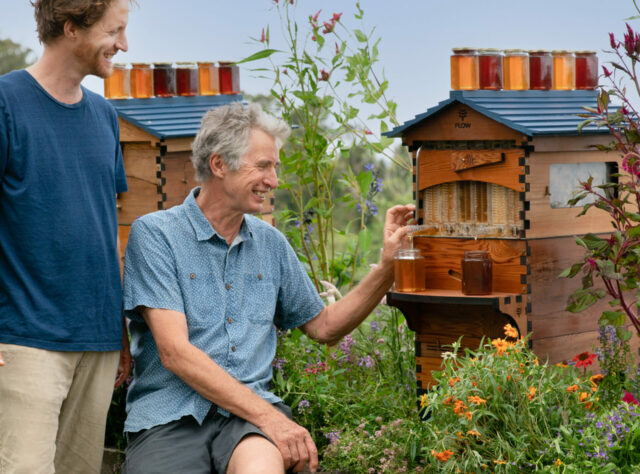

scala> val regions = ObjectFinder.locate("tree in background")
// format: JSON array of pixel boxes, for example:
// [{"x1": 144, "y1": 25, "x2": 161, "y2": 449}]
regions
[{"x1": 0, "y1": 36, "x2": 35, "y2": 75}]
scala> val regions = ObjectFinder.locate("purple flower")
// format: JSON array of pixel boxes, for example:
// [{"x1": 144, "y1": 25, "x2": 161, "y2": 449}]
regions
[
  {"x1": 358, "y1": 355, "x2": 375, "y2": 368},
  {"x1": 364, "y1": 163, "x2": 375, "y2": 171},
  {"x1": 325, "y1": 431, "x2": 340, "y2": 444},
  {"x1": 370, "y1": 321, "x2": 379, "y2": 332},
  {"x1": 297, "y1": 399, "x2": 310, "y2": 413},
  {"x1": 340, "y1": 334, "x2": 355, "y2": 356}
]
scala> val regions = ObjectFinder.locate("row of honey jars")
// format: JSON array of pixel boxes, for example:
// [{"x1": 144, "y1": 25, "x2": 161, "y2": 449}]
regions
[
  {"x1": 104, "y1": 62, "x2": 241, "y2": 99},
  {"x1": 451, "y1": 48, "x2": 598, "y2": 91}
]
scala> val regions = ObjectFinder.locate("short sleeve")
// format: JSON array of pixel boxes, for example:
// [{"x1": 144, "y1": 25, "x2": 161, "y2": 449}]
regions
[
  {"x1": 123, "y1": 218, "x2": 185, "y2": 322},
  {"x1": 274, "y1": 238, "x2": 325, "y2": 330}
]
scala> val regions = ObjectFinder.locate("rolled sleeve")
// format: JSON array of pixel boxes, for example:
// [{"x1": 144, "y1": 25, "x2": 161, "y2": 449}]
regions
[{"x1": 123, "y1": 218, "x2": 185, "y2": 322}]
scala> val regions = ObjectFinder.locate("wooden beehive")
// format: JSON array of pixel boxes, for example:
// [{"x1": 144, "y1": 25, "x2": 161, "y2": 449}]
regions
[
  {"x1": 385, "y1": 90, "x2": 637, "y2": 393},
  {"x1": 109, "y1": 95, "x2": 276, "y2": 264}
]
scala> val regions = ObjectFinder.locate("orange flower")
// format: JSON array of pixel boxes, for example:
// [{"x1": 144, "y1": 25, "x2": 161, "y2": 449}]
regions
[
  {"x1": 432, "y1": 449, "x2": 454, "y2": 462},
  {"x1": 527, "y1": 386, "x2": 536, "y2": 401},
  {"x1": 468, "y1": 395, "x2": 486, "y2": 405},
  {"x1": 555, "y1": 459, "x2": 562, "y2": 467},
  {"x1": 443, "y1": 396, "x2": 454, "y2": 406},
  {"x1": 504, "y1": 323, "x2": 518, "y2": 339},
  {"x1": 467, "y1": 429, "x2": 482, "y2": 437},
  {"x1": 453, "y1": 399, "x2": 468, "y2": 415},
  {"x1": 420, "y1": 394, "x2": 428, "y2": 408},
  {"x1": 465, "y1": 411, "x2": 472, "y2": 420},
  {"x1": 584, "y1": 401, "x2": 594, "y2": 410},
  {"x1": 566, "y1": 384, "x2": 579, "y2": 392},
  {"x1": 449, "y1": 377, "x2": 461, "y2": 387},
  {"x1": 555, "y1": 362, "x2": 569, "y2": 368},
  {"x1": 590, "y1": 374, "x2": 605, "y2": 386},
  {"x1": 494, "y1": 459, "x2": 507, "y2": 465},
  {"x1": 472, "y1": 381, "x2": 478, "y2": 387},
  {"x1": 507, "y1": 375, "x2": 512, "y2": 382},
  {"x1": 492, "y1": 338, "x2": 509, "y2": 356},
  {"x1": 533, "y1": 357, "x2": 539, "y2": 366},
  {"x1": 579, "y1": 391, "x2": 589, "y2": 403}
]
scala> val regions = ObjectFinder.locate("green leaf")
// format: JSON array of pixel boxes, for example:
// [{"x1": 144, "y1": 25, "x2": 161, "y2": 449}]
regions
[
  {"x1": 558, "y1": 262, "x2": 584, "y2": 279},
  {"x1": 356, "y1": 169, "x2": 374, "y2": 196},
  {"x1": 236, "y1": 48, "x2": 281, "y2": 64},
  {"x1": 601, "y1": 310, "x2": 626, "y2": 327},
  {"x1": 353, "y1": 29, "x2": 368, "y2": 43},
  {"x1": 358, "y1": 228, "x2": 372, "y2": 254},
  {"x1": 629, "y1": 225, "x2": 640, "y2": 239}
]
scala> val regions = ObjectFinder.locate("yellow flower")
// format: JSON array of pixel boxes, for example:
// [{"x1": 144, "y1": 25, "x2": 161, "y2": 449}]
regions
[
  {"x1": 533, "y1": 357, "x2": 539, "y2": 366},
  {"x1": 493, "y1": 459, "x2": 507, "y2": 465},
  {"x1": 420, "y1": 393, "x2": 428, "y2": 408},
  {"x1": 566, "y1": 384, "x2": 579, "y2": 392},
  {"x1": 555, "y1": 458, "x2": 562, "y2": 467},
  {"x1": 504, "y1": 323, "x2": 518, "y2": 339},
  {"x1": 527, "y1": 386, "x2": 536, "y2": 401},
  {"x1": 468, "y1": 395, "x2": 487, "y2": 405}
]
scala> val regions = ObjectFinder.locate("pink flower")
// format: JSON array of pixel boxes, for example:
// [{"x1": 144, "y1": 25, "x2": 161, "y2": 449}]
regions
[
  {"x1": 319, "y1": 69, "x2": 331, "y2": 81},
  {"x1": 322, "y1": 21, "x2": 334, "y2": 34},
  {"x1": 335, "y1": 41, "x2": 340, "y2": 55},
  {"x1": 364, "y1": 129, "x2": 373, "y2": 135},
  {"x1": 624, "y1": 23, "x2": 640, "y2": 57},
  {"x1": 331, "y1": 12, "x2": 343, "y2": 22},
  {"x1": 621, "y1": 105, "x2": 630, "y2": 115},
  {"x1": 312, "y1": 9, "x2": 321, "y2": 22},
  {"x1": 610, "y1": 32, "x2": 617, "y2": 49},
  {"x1": 260, "y1": 28, "x2": 266, "y2": 43},
  {"x1": 587, "y1": 257, "x2": 597, "y2": 269},
  {"x1": 311, "y1": 35, "x2": 317, "y2": 41},
  {"x1": 602, "y1": 66, "x2": 612, "y2": 77},
  {"x1": 623, "y1": 391, "x2": 640, "y2": 405}
]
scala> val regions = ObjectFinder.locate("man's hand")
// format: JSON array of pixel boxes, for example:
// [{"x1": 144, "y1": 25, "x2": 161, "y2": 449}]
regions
[
  {"x1": 380, "y1": 203, "x2": 416, "y2": 267},
  {"x1": 0, "y1": 351, "x2": 4, "y2": 367},
  {"x1": 258, "y1": 411, "x2": 318, "y2": 472},
  {"x1": 115, "y1": 319, "x2": 132, "y2": 387}
]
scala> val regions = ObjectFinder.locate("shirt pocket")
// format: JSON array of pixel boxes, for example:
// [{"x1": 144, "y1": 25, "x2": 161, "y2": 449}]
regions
[
  {"x1": 181, "y1": 271, "x2": 224, "y2": 328},
  {"x1": 243, "y1": 271, "x2": 277, "y2": 325}
]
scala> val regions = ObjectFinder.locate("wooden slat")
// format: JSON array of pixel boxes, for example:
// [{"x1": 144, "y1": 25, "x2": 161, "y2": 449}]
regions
[
  {"x1": 418, "y1": 149, "x2": 524, "y2": 192},
  {"x1": 402, "y1": 105, "x2": 526, "y2": 146},
  {"x1": 525, "y1": 150, "x2": 622, "y2": 238},
  {"x1": 451, "y1": 150, "x2": 504, "y2": 171},
  {"x1": 163, "y1": 151, "x2": 191, "y2": 209},
  {"x1": 117, "y1": 178, "x2": 160, "y2": 225},
  {"x1": 413, "y1": 237, "x2": 528, "y2": 294},
  {"x1": 164, "y1": 137, "x2": 194, "y2": 153},
  {"x1": 118, "y1": 118, "x2": 157, "y2": 144},
  {"x1": 123, "y1": 144, "x2": 158, "y2": 183},
  {"x1": 530, "y1": 135, "x2": 613, "y2": 153}
]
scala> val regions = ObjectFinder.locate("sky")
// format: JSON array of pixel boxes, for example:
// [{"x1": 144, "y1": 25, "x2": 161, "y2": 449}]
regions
[{"x1": 1, "y1": 0, "x2": 637, "y2": 130}]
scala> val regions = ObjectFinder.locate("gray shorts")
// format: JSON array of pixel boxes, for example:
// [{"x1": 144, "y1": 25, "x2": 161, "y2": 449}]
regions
[{"x1": 122, "y1": 403, "x2": 293, "y2": 474}]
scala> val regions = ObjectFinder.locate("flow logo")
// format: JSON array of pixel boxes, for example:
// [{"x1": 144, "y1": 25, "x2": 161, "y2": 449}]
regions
[{"x1": 455, "y1": 108, "x2": 471, "y2": 128}]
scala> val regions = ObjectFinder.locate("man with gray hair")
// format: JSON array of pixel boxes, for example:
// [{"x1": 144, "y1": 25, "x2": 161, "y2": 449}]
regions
[{"x1": 122, "y1": 102, "x2": 414, "y2": 473}]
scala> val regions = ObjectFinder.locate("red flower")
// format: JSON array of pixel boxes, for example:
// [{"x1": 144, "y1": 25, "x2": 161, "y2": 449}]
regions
[
  {"x1": 260, "y1": 28, "x2": 266, "y2": 43},
  {"x1": 587, "y1": 257, "x2": 596, "y2": 269},
  {"x1": 335, "y1": 41, "x2": 340, "y2": 55},
  {"x1": 623, "y1": 391, "x2": 640, "y2": 405},
  {"x1": 322, "y1": 21, "x2": 334, "y2": 34},
  {"x1": 610, "y1": 32, "x2": 617, "y2": 49},
  {"x1": 572, "y1": 351, "x2": 597, "y2": 368},
  {"x1": 312, "y1": 9, "x2": 321, "y2": 22},
  {"x1": 331, "y1": 12, "x2": 343, "y2": 22},
  {"x1": 319, "y1": 69, "x2": 331, "y2": 81},
  {"x1": 603, "y1": 66, "x2": 612, "y2": 77}
]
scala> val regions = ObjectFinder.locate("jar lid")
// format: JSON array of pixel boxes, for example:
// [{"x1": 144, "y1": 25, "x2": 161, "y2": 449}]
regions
[
  {"x1": 112, "y1": 63, "x2": 128, "y2": 68},
  {"x1": 452, "y1": 47, "x2": 477, "y2": 54},
  {"x1": 574, "y1": 50, "x2": 597, "y2": 55},
  {"x1": 130, "y1": 63, "x2": 151, "y2": 67},
  {"x1": 153, "y1": 62, "x2": 173, "y2": 67},
  {"x1": 395, "y1": 248, "x2": 423, "y2": 259},
  {"x1": 478, "y1": 48, "x2": 502, "y2": 54},
  {"x1": 218, "y1": 61, "x2": 237, "y2": 65},
  {"x1": 176, "y1": 61, "x2": 196, "y2": 66},
  {"x1": 528, "y1": 49, "x2": 551, "y2": 54},
  {"x1": 551, "y1": 50, "x2": 573, "y2": 55},
  {"x1": 197, "y1": 61, "x2": 214, "y2": 66},
  {"x1": 504, "y1": 48, "x2": 528, "y2": 55}
]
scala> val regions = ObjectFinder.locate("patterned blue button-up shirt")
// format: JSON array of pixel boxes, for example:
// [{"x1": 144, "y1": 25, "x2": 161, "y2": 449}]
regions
[{"x1": 123, "y1": 188, "x2": 325, "y2": 433}]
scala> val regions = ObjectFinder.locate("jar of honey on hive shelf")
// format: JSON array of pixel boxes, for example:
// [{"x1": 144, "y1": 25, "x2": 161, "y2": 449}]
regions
[
  {"x1": 152, "y1": 62, "x2": 176, "y2": 97},
  {"x1": 218, "y1": 61, "x2": 240, "y2": 94},
  {"x1": 552, "y1": 50, "x2": 575, "y2": 90},
  {"x1": 176, "y1": 62, "x2": 198, "y2": 96},
  {"x1": 394, "y1": 249, "x2": 426, "y2": 293},
  {"x1": 104, "y1": 63, "x2": 130, "y2": 99},
  {"x1": 478, "y1": 48, "x2": 503, "y2": 90},
  {"x1": 574, "y1": 51, "x2": 598, "y2": 90},
  {"x1": 461, "y1": 250, "x2": 492, "y2": 295},
  {"x1": 198, "y1": 62, "x2": 219, "y2": 95},
  {"x1": 130, "y1": 63, "x2": 153, "y2": 98},
  {"x1": 529, "y1": 50, "x2": 552, "y2": 90},
  {"x1": 503, "y1": 49, "x2": 529, "y2": 90},
  {"x1": 450, "y1": 48, "x2": 479, "y2": 90}
]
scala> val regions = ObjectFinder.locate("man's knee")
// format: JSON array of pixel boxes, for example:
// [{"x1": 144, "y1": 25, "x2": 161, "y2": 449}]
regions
[{"x1": 226, "y1": 434, "x2": 284, "y2": 474}]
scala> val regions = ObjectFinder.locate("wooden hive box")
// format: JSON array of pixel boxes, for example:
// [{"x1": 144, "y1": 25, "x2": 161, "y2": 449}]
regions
[
  {"x1": 109, "y1": 95, "x2": 277, "y2": 265},
  {"x1": 384, "y1": 90, "x2": 635, "y2": 393}
]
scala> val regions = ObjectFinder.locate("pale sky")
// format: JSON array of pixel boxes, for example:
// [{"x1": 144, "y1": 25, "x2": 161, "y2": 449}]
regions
[{"x1": 2, "y1": 0, "x2": 636, "y2": 129}]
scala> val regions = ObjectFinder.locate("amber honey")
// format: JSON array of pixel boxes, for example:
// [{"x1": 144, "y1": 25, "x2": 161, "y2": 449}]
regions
[
  {"x1": 450, "y1": 48, "x2": 478, "y2": 90},
  {"x1": 394, "y1": 249, "x2": 426, "y2": 292},
  {"x1": 175, "y1": 62, "x2": 198, "y2": 96},
  {"x1": 219, "y1": 62, "x2": 240, "y2": 94},
  {"x1": 461, "y1": 251, "x2": 492, "y2": 295},
  {"x1": 503, "y1": 50, "x2": 529, "y2": 90},
  {"x1": 130, "y1": 63, "x2": 153, "y2": 98},
  {"x1": 552, "y1": 51, "x2": 575, "y2": 90},
  {"x1": 575, "y1": 51, "x2": 598, "y2": 90},
  {"x1": 153, "y1": 63, "x2": 176, "y2": 97},
  {"x1": 478, "y1": 49, "x2": 502, "y2": 90},
  {"x1": 104, "y1": 63, "x2": 130, "y2": 99},
  {"x1": 529, "y1": 50, "x2": 552, "y2": 90},
  {"x1": 198, "y1": 62, "x2": 219, "y2": 95}
]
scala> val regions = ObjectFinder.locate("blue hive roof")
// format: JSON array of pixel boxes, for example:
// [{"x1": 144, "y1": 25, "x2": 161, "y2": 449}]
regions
[
  {"x1": 108, "y1": 94, "x2": 244, "y2": 139},
  {"x1": 385, "y1": 90, "x2": 610, "y2": 138}
]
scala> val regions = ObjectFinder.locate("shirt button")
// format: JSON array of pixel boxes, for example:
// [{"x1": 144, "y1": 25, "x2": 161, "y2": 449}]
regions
[
  {"x1": 225, "y1": 283, "x2": 231, "y2": 290},
  {"x1": 190, "y1": 273, "x2": 195, "y2": 279},
  {"x1": 231, "y1": 346, "x2": 236, "y2": 352},
  {"x1": 258, "y1": 274, "x2": 263, "y2": 280},
  {"x1": 227, "y1": 317, "x2": 233, "y2": 324}
]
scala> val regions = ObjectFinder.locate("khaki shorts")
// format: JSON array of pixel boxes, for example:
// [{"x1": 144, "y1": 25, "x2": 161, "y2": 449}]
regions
[{"x1": 0, "y1": 343, "x2": 119, "y2": 474}]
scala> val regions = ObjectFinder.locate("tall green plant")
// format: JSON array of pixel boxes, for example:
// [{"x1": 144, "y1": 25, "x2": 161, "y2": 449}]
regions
[{"x1": 240, "y1": 1, "x2": 410, "y2": 290}]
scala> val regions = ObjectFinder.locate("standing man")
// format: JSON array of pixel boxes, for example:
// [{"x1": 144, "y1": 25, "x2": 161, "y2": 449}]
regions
[
  {"x1": 0, "y1": 1, "x2": 131, "y2": 473},
  {"x1": 122, "y1": 103, "x2": 414, "y2": 473}
]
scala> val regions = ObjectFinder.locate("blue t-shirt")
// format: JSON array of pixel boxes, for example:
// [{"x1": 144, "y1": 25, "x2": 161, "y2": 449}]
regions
[
  {"x1": 0, "y1": 69, "x2": 128, "y2": 351},
  {"x1": 123, "y1": 188, "x2": 325, "y2": 433}
]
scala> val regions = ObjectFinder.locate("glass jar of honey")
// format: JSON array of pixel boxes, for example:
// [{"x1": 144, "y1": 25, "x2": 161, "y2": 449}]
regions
[
  {"x1": 130, "y1": 63, "x2": 153, "y2": 99},
  {"x1": 198, "y1": 61, "x2": 219, "y2": 96},
  {"x1": 552, "y1": 50, "x2": 575, "y2": 90},
  {"x1": 176, "y1": 62, "x2": 198, "y2": 96},
  {"x1": 575, "y1": 51, "x2": 598, "y2": 90},
  {"x1": 104, "y1": 63, "x2": 130, "y2": 99},
  {"x1": 394, "y1": 249, "x2": 426, "y2": 293},
  {"x1": 461, "y1": 250, "x2": 492, "y2": 295},
  {"x1": 503, "y1": 49, "x2": 529, "y2": 90},
  {"x1": 528, "y1": 50, "x2": 552, "y2": 90},
  {"x1": 478, "y1": 48, "x2": 503, "y2": 90},
  {"x1": 218, "y1": 61, "x2": 240, "y2": 94},
  {"x1": 152, "y1": 62, "x2": 176, "y2": 97},
  {"x1": 450, "y1": 48, "x2": 479, "y2": 90}
]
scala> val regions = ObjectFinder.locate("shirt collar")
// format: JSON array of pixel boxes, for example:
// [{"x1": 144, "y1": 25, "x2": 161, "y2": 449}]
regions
[{"x1": 184, "y1": 187, "x2": 254, "y2": 243}]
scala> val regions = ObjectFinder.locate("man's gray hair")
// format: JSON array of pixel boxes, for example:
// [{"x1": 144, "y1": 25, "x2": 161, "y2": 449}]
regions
[{"x1": 190, "y1": 102, "x2": 290, "y2": 182}]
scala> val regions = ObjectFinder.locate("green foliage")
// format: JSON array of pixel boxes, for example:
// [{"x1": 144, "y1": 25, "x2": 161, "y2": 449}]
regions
[
  {"x1": 0, "y1": 37, "x2": 35, "y2": 74},
  {"x1": 242, "y1": 1, "x2": 410, "y2": 291}
]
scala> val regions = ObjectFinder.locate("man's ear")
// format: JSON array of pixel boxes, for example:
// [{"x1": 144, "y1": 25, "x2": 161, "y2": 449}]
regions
[
  {"x1": 209, "y1": 153, "x2": 226, "y2": 179},
  {"x1": 63, "y1": 20, "x2": 79, "y2": 40}
]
